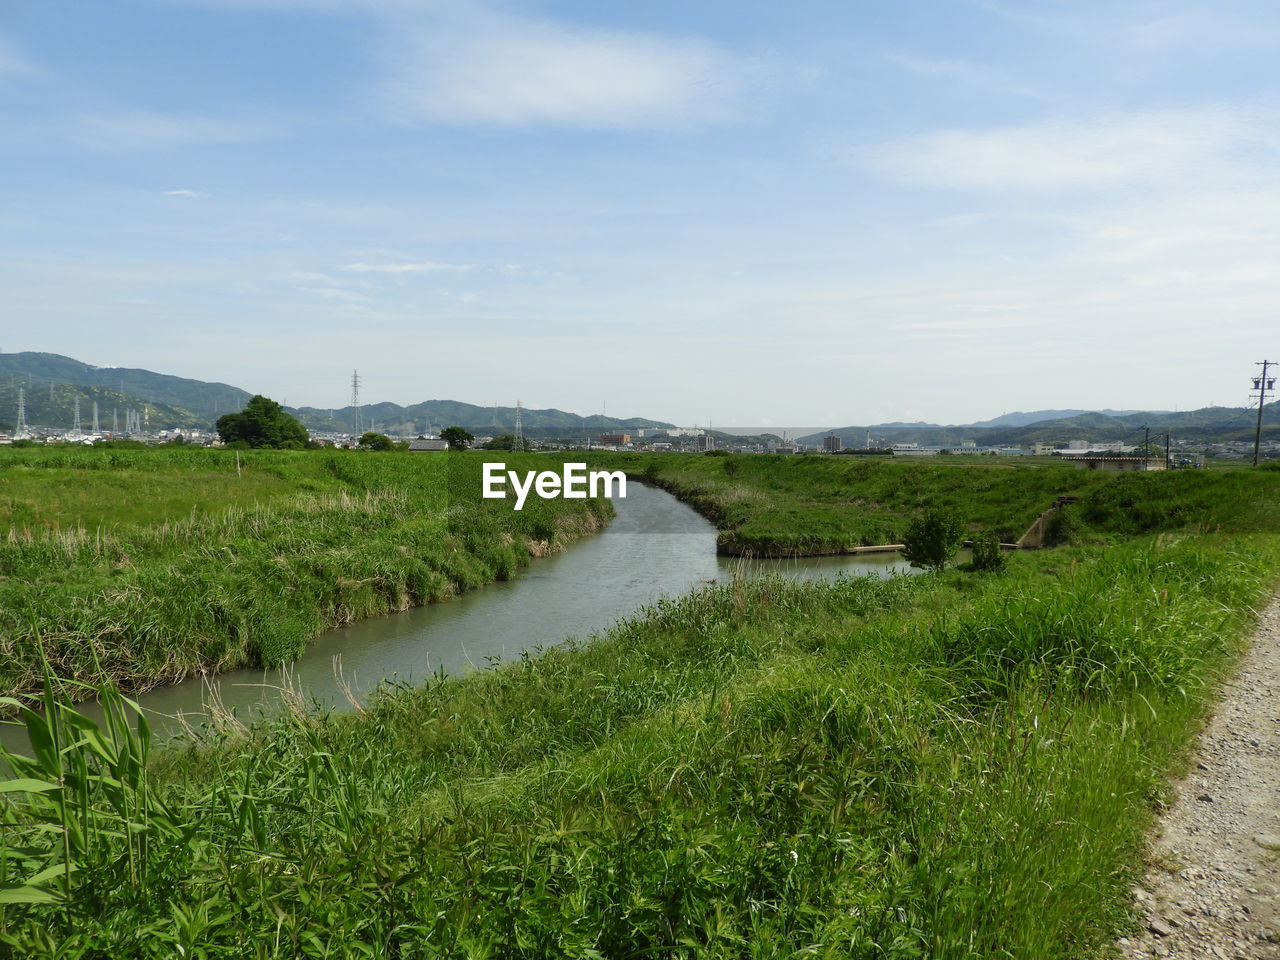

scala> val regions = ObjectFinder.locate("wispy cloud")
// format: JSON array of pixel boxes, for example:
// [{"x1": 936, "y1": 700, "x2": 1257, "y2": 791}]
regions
[
  {"x1": 380, "y1": 6, "x2": 749, "y2": 129},
  {"x1": 885, "y1": 53, "x2": 1038, "y2": 98},
  {"x1": 163, "y1": 188, "x2": 205, "y2": 198},
  {"x1": 342, "y1": 260, "x2": 473, "y2": 273},
  {"x1": 0, "y1": 33, "x2": 34, "y2": 75},
  {"x1": 76, "y1": 111, "x2": 279, "y2": 150},
  {"x1": 860, "y1": 106, "x2": 1276, "y2": 190}
]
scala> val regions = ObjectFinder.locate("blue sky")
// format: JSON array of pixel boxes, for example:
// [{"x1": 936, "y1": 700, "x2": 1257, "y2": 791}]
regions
[{"x1": 2, "y1": 0, "x2": 1278, "y2": 425}]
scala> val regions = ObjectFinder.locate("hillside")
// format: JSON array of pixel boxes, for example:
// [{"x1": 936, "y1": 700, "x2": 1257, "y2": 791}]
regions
[
  {"x1": 291, "y1": 400, "x2": 675, "y2": 437},
  {"x1": 0, "y1": 352, "x2": 250, "y2": 420},
  {"x1": 804, "y1": 403, "x2": 1278, "y2": 447}
]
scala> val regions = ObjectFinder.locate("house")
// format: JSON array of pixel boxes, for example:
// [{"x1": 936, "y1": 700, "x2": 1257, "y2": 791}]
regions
[{"x1": 409, "y1": 438, "x2": 448, "y2": 451}]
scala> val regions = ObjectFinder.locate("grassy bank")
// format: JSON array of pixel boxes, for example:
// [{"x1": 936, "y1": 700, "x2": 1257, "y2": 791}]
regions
[
  {"x1": 578, "y1": 452, "x2": 1280, "y2": 555},
  {"x1": 2, "y1": 531, "x2": 1277, "y2": 957},
  {"x1": 0, "y1": 447, "x2": 611, "y2": 698}
]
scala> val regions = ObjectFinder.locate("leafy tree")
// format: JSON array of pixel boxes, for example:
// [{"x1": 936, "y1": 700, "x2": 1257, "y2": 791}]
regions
[
  {"x1": 902, "y1": 509, "x2": 965, "y2": 571},
  {"x1": 440, "y1": 426, "x2": 474, "y2": 451},
  {"x1": 359, "y1": 432, "x2": 393, "y2": 451},
  {"x1": 969, "y1": 530, "x2": 1006, "y2": 572},
  {"x1": 216, "y1": 396, "x2": 308, "y2": 449},
  {"x1": 484, "y1": 434, "x2": 532, "y2": 452}
]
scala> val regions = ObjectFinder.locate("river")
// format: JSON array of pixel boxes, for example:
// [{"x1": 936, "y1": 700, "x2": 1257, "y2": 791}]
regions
[{"x1": 5, "y1": 484, "x2": 915, "y2": 747}]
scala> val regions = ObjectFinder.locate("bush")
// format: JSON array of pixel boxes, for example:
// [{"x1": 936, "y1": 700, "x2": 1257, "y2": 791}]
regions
[
  {"x1": 970, "y1": 530, "x2": 1006, "y2": 572},
  {"x1": 902, "y1": 509, "x2": 965, "y2": 571}
]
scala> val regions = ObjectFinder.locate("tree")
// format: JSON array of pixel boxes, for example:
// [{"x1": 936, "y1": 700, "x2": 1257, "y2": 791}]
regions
[
  {"x1": 484, "y1": 434, "x2": 531, "y2": 451},
  {"x1": 216, "y1": 396, "x2": 308, "y2": 449},
  {"x1": 440, "y1": 426, "x2": 474, "y2": 451},
  {"x1": 902, "y1": 509, "x2": 965, "y2": 571},
  {"x1": 359, "y1": 431, "x2": 393, "y2": 451}
]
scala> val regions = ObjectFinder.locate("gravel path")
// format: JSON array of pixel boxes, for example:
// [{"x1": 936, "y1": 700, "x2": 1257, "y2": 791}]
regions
[{"x1": 1121, "y1": 597, "x2": 1280, "y2": 960}]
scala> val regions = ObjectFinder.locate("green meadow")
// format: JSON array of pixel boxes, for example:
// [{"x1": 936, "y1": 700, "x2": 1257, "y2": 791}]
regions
[
  {"x1": 0, "y1": 446, "x2": 611, "y2": 698},
  {"x1": 581, "y1": 451, "x2": 1280, "y2": 554},
  {"x1": 2, "y1": 450, "x2": 1279, "y2": 958}
]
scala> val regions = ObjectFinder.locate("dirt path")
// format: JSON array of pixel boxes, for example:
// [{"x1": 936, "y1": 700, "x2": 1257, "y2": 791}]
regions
[{"x1": 1121, "y1": 597, "x2": 1280, "y2": 959}]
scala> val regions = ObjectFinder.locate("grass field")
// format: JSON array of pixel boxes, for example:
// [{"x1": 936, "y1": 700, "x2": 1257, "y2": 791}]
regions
[
  {"x1": 577, "y1": 452, "x2": 1280, "y2": 555},
  {"x1": 0, "y1": 447, "x2": 611, "y2": 698},
  {"x1": 3, "y1": 450, "x2": 1279, "y2": 957}
]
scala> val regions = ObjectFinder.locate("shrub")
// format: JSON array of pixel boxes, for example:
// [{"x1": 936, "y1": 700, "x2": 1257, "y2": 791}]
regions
[
  {"x1": 902, "y1": 509, "x2": 965, "y2": 571},
  {"x1": 970, "y1": 530, "x2": 1006, "y2": 572}
]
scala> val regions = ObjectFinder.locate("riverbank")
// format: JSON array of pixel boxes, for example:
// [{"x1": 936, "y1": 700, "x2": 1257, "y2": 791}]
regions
[
  {"x1": 571, "y1": 453, "x2": 1280, "y2": 556},
  {"x1": 4, "y1": 531, "x2": 1279, "y2": 956},
  {"x1": 0, "y1": 447, "x2": 612, "y2": 699}
]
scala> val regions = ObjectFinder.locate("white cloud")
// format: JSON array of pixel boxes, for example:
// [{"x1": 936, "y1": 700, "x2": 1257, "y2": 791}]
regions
[
  {"x1": 342, "y1": 260, "x2": 472, "y2": 273},
  {"x1": 861, "y1": 106, "x2": 1277, "y2": 191},
  {"x1": 381, "y1": 7, "x2": 748, "y2": 129},
  {"x1": 163, "y1": 189, "x2": 205, "y2": 198},
  {"x1": 77, "y1": 111, "x2": 278, "y2": 150}
]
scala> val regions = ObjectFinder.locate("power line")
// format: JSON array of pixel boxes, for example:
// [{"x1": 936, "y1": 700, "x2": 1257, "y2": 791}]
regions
[{"x1": 1252, "y1": 360, "x2": 1276, "y2": 466}]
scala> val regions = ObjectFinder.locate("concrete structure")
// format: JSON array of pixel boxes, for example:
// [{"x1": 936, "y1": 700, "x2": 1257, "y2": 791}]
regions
[
  {"x1": 598, "y1": 433, "x2": 631, "y2": 446},
  {"x1": 823, "y1": 433, "x2": 843, "y2": 453},
  {"x1": 695, "y1": 435, "x2": 715, "y2": 452},
  {"x1": 1065, "y1": 456, "x2": 1166, "y2": 472}
]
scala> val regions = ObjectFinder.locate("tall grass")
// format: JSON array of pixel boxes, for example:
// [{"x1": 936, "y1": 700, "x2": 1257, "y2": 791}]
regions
[
  {"x1": 578, "y1": 452, "x2": 1280, "y2": 555},
  {"x1": 0, "y1": 448, "x2": 611, "y2": 698},
  {"x1": 2, "y1": 534, "x2": 1276, "y2": 957}
]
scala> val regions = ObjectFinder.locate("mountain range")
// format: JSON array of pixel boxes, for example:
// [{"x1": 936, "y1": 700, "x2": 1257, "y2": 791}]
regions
[{"x1": 0, "y1": 351, "x2": 1273, "y2": 444}]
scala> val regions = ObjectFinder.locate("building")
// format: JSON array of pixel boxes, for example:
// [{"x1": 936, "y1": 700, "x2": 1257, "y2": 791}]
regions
[
  {"x1": 598, "y1": 433, "x2": 631, "y2": 446},
  {"x1": 695, "y1": 435, "x2": 715, "y2": 452},
  {"x1": 823, "y1": 433, "x2": 843, "y2": 453},
  {"x1": 409, "y1": 437, "x2": 448, "y2": 451}
]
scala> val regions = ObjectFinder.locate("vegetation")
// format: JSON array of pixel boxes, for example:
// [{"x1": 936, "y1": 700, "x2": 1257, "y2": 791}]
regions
[
  {"x1": 440, "y1": 426, "x2": 474, "y2": 451},
  {"x1": 4, "y1": 449, "x2": 1280, "y2": 956},
  {"x1": 215, "y1": 395, "x2": 309, "y2": 449},
  {"x1": 1, "y1": 532, "x2": 1277, "y2": 956},
  {"x1": 359, "y1": 431, "x2": 394, "y2": 451},
  {"x1": 580, "y1": 452, "x2": 1280, "y2": 555},
  {"x1": 0, "y1": 446, "x2": 611, "y2": 698},
  {"x1": 901, "y1": 508, "x2": 964, "y2": 570},
  {"x1": 969, "y1": 529, "x2": 1007, "y2": 572}
]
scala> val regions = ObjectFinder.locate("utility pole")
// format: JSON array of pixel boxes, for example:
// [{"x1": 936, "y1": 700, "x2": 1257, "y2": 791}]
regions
[{"x1": 1252, "y1": 360, "x2": 1275, "y2": 467}]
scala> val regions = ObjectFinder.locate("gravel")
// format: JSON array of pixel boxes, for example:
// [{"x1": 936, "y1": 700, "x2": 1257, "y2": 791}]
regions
[{"x1": 1121, "y1": 597, "x2": 1280, "y2": 960}]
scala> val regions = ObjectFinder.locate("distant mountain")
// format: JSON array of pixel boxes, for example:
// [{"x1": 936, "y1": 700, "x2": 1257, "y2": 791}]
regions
[
  {"x1": 0, "y1": 352, "x2": 674, "y2": 437},
  {"x1": 0, "y1": 352, "x2": 250, "y2": 419},
  {"x1": 801, "y1": 403, "x2": 1276, "y2": 447},
  {"x1": 292, "y1": 401, "x2": 674, "y2": 437},
  {"x1": 965, "y1": 409, "x2": 1151, "y2": 429}
]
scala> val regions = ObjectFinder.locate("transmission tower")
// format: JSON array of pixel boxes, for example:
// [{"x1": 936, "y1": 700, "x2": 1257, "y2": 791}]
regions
[
  {"x1": 513, "y1": 400, "x2": 523, "y2": 451},
  {"x1": 15, "y1": 387, "x2": 26, "y2": 438},
  {"x1": 73, "y1": 396, "x2": 81, "y2": 435},
  {"x1": 1252, "y1": 360, "x2": 1276, "y2": 466},
  {"x1": 349, "y1": 370, "x2": 363, "y2": 439}
]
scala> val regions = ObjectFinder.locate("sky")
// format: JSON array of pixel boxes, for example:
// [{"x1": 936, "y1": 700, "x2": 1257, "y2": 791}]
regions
[{"x1": 2, "y1": 0, "x2": 1279, "y2": 426}]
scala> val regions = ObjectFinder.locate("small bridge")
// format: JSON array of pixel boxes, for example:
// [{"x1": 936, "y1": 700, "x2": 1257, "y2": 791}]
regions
[{"x1": 1016, "y1": 496, "x2": 1080, "y2": 549}]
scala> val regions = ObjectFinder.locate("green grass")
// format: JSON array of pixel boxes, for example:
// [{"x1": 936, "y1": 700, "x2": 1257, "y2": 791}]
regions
[
  {"x1": 0, "y1": 447, "x2": 611, "y2": 698},
  {"x1": 1, "y1": 534, "x2": 1276, "y2": 957},
  {"x1": 575, "y1": 452, "x2": 1280, "y2": 555},
  {"x1": 4, "y1": 448, "x2": 1280, "y2": 956}
]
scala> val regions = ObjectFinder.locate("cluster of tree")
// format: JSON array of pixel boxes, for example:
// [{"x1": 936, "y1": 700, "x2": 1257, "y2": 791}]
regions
[
  {"x1": 483, "y1": 434, "x2": 533, "y2": 451},
  {"x1": 216, "y1": 396, "x2": 309, "y2": 449}
]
